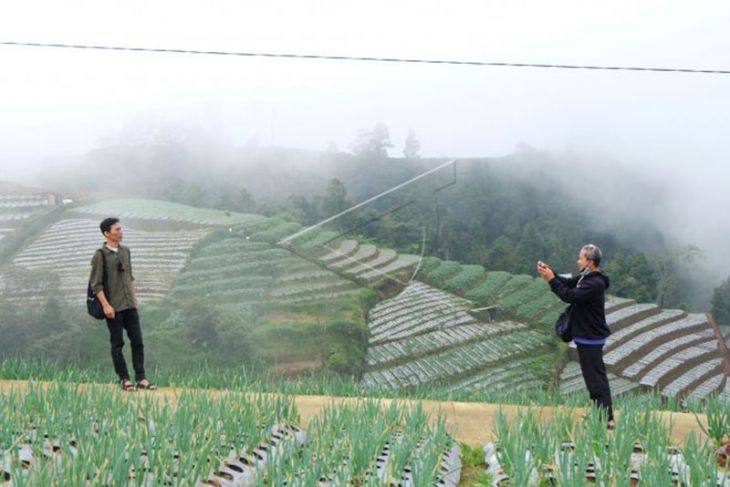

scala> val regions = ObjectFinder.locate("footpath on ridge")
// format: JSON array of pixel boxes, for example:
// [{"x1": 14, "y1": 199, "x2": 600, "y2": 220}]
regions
[{"x1": 0, "y1": 379, "x2": 710, "y2": 447}]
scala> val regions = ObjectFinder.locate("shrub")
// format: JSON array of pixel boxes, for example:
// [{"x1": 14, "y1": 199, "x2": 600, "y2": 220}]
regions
[
  {"x1": 444, "y1": 264, "x2": 486, "y2": 293},
  {"x1": 421, "y1": 260, "x2": 462, "y2": 287},
  {"x1": 464, "y1": 271, "x2": 512, "y2": 303}
]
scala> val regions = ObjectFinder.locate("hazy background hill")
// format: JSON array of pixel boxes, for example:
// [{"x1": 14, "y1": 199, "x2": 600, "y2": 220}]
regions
[{"x1": 28, "y1": 130, "x2": 714, "y2": 312}]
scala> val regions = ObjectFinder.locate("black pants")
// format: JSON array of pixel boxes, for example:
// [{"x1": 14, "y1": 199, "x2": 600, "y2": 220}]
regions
[
  {"x1": 106, "y1": 308, "x2": 145, "y2": 382},
  {"x1": 576, "y1": 344, "x2": 614, "y2": 421}
]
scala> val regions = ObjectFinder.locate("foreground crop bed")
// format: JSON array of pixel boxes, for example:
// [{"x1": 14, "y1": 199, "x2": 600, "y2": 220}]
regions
[
  {"x1": 482, "y1": 403, "x2": 730, "y2": 486},
  {"x1": 0, "y1": 383, "x2": 460, "y2": 486}
]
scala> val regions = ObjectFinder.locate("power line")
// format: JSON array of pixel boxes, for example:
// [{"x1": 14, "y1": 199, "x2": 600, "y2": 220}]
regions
[
  {"x1": 2, "y1": 40, "x2": 729, "y2": 75},
  {"x1": 278, "y1": 159, "x2": 456, "y2": 245}
]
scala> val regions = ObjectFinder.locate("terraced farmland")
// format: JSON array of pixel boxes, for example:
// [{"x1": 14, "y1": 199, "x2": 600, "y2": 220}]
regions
[
  {"x1": 0, "y1": 192, "x2": 728, "y2": 400},
  {"x1": 560, "y1": 297, "x2": 729, "y2": 400},
  {"x1": 69, "y1": 197, "x2": 268, "y2": 228},
  {"x1": 559, "y1": 360, "x2": 641, "y2": 398},
  {"x1": 0, "y1": 197, "x2": 281, "y2": 308},
  {"x1": 4, "y1": 217, "x2": 210, "y2": 304},
  {"x1": 402, "y1": 256, "x2": 729, "y2": 400},
  {"x1": 443, "y1": 354, "x2": 555, "y2": 395},
  {"x1": 415, "y1": 256, "x2": 565, "y2": 326},
  {"x1": 361, "y1": 281, "x2": 556, "y2": 391},
  {"x1": 300, "y1": 237, "x2": 423, "y2": 285},
  {"x1": 171, "y1": 236, "x2": 363, "y2": 304},
  {"x1": 0, "y1": 193, "x2": 58, "y2": 243}
]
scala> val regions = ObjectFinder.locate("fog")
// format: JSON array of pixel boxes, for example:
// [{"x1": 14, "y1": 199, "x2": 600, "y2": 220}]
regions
[{"x1": 2, "y1": 1, "x2": 730, "y2": 283}]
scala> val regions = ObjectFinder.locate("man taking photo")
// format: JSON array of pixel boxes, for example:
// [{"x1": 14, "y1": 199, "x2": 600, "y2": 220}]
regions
[{"x1": 538, "y1": 244, "x2": 614, "y2": 430}]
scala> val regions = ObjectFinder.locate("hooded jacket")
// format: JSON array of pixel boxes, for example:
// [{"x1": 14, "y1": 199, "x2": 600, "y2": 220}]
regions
[{"x1": 549, "y1": 269, "x2": 611, "y2": 341}]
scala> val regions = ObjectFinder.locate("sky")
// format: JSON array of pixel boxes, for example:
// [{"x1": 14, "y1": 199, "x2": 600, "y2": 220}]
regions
[{"x1": 1, "y1": 0, "x2": 729, "y2": 277}]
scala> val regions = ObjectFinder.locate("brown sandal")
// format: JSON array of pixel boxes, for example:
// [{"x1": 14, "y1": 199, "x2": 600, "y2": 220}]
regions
[
  {"x1": 120, "y1": 379, "x2": 136, "y2": 392},
  {"x1": 136, "y1": 380, "x2": 157, "y2": 390}
]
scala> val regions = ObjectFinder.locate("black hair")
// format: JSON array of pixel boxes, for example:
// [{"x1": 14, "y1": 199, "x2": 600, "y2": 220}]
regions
[{"x1": 100, "y1": 217, "x2": 120, "y2": 236}]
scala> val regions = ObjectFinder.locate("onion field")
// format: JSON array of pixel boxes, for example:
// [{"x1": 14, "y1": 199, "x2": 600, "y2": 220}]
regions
[{"x1": 0, "y1": 384, "x2": 461, "y2": 486}]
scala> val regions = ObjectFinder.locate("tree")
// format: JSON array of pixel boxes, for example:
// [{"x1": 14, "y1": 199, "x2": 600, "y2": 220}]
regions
[
  {"x1": 180, "y1": 300, "x2": 221, "y2": 348},
  {"x1": 0, "y1": 295, "x2": 24, "y2": 354},
  {"x1": 164, "y1": 178, "x2": 206, "y2": 208},
  {"x1": 483, "y1": 235, "x2": 519, "y2": 272},
  {"x1": 603, "y1": 252, "x2": 658, "y2": 302},
  {"x1": 403, "y1": 129, "x2": 421, "y2": 158},
  {"x1": 321, "y1": 178, "x2": 350, "y2": 215},
  {"x1": 654, "y1": 245, "x2": 704, "y2": 308},
  {"x1": 212, "y1": 190, "x2": 236, "y2": 211},
  {"x1": 236, "y1": 188, "x2": 257, "y2": 213},
  {"x1": 711, "y1": 276, "x2": 730, "y2": 324},
  {"x1": 320, "y1": 178, "x2": 355, "y2": 233},
  {"x1": 350, "y1": 123, "x2": 393, "y2": 159},
  {"x1": 279, "y1": 194, "x2": 319, "y2": 225}
]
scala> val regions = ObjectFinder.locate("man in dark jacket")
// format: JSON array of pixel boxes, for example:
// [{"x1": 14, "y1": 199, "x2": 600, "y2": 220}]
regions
[{"x1": 537, "y1": 244, "x2": 615, "y2": 429}]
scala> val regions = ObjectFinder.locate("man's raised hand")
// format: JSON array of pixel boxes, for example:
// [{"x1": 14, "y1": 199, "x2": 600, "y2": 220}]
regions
[{"x1": 537, "y1": 261, "x2": 555, "y2": 282}]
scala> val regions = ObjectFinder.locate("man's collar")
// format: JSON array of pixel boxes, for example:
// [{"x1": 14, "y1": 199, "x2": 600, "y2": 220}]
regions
[{"x1": 580, "y1": 266, "x2": 601, "y2": 277}]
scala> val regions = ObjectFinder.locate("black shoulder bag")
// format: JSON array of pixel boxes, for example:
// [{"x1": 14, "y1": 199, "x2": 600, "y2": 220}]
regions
[
  {"x1": 554, "y1": 303, "x2": 574, "y2": 343},
  {"x1": 86, "y1": 249, "x2": 109, "y2": 320}
]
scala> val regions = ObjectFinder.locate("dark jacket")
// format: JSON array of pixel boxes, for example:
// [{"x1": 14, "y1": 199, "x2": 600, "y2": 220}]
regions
[{"x1": 549, "y1": 270, "x2": 610, "y2": 340}]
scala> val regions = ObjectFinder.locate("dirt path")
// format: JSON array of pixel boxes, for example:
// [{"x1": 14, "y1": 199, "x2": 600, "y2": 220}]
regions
[{"x1": 0, "y1": 379, "x2": 709, "y2": 447}]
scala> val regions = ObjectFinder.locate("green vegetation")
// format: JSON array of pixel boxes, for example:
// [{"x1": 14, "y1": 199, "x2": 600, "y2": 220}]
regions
[
  {"x1": 0, "y1": 382, "x2": 300, "y2": 485},
  {"x1": 173, "y1": 231, "x2": 363, "y2": 304},
  {"x1": 42, "y1": 138, "x2": 713, "y2": 310},
  {"x1": 489, "y1": 399, "x2": 729, "y2": 485},
  {"x1": 0, "y1": 205, "x2": 66, "y2": 265},
  {"x1": 443, "y1": 264, "x2": 487, "y2": 293},
  {"x1": 70, "y1": 197, "x2": 268, "y2": 227},
  {"x1": 249, "y1": 219, "x2": 303, "y2": 243},
  {"x1": 460, "y1": 443, "x2": 492, "y2": 487},
  {"x1": 603, "y1": 251, "x2": 658, "y2": 303},
  {"x1": 0, "y1": 359, "x2": 727, "y2": 485},
  {"x1": 497, "y1": 278, "x2": 552, "y2": 313},
  {"x1": 263, "y1": 400, "x2": 459, "y2": 484},
  {"x1": 711, "y1": 275, "x2": 730, "y2": 325},
  {"x1": 464, "y1": 271, "x2": 513, "y2": 303},
  {"x1": 0, "y1": 382, "x2": 461, "y2": 485},
  {"x1": 0, "y1": 270, "x2": 375, "y2": 378},
  {"x1": 415, "y1": 255, "x2": 570, "y2": 330},
  {"x1": 421, "y1": 260, "x2": 462, "y2": 288},
  {"x1": 417, "y1": 256, "x2": 560, "y2": 325},
  {"x1": 1, "y1": 193, "x2": 725, "y2": 406},
  {"x1": 266, "y1": 156, "x2": 709, "y2": 310},
  {"x1": 168, "y1": 232, "x2": 377, "y2": 375},
  {"x1": 0, "y1": 211, "x2": 378, "y2": 377},
  {"x1": 1, "y1": 358, "x2": 725, "y2": 416}
]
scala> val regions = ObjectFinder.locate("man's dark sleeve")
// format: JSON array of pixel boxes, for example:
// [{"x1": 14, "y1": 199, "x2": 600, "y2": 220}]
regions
[
  {"x1": 549, "y1": 276, "x2": 602, "y2": 304},
  {"x1": 551, "y1": 271, "x2": 580, "y2": 288}
]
